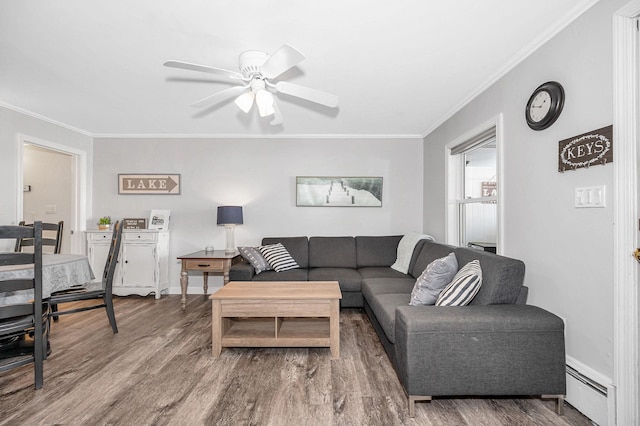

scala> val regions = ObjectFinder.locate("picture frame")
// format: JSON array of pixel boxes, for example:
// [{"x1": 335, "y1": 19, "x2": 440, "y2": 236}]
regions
[
  {"x1": 118, "y1": 174, "x2": 181, "y2": 195},
  {"x1": 296, "y1": 176, "x2": 383, "y2": 207},
  {"x1": 148, "y1": 209, "x2": 171, "y2": 230},
  {"x1": 122, "y1": 218, "x2": 147, "y2": 230}
]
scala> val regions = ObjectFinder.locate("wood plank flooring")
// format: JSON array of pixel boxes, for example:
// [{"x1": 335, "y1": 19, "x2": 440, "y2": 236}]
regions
[{"x1": 0, "y1": 295, "x2": 594, "y2": 425}]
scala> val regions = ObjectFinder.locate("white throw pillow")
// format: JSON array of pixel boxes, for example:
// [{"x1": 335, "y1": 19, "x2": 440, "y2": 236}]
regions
[
  {"x1": 435, "y1": 260, "x2": 482, "y2": 306},
  {"x1": 409, "y1": 253, "x2": 458, "y2": 306}
]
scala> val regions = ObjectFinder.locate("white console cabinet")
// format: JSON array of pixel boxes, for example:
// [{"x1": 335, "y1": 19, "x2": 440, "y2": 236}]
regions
[{"x1": 86, "y1": 229, "x2": 170, "y2": 299}]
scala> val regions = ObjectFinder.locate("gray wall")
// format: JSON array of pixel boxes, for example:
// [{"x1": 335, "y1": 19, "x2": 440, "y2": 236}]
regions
[
  {"x1": 92, "y1": 136, "x2": 424, "y2": 292},
  {"x1": 423, "y1": 0, "x2": 622, "y2": 380}
]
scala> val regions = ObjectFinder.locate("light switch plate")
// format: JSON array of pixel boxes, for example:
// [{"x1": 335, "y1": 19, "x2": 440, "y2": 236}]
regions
[{"x1": 575, "y1": 185, "x2": 606, "y2": 208}]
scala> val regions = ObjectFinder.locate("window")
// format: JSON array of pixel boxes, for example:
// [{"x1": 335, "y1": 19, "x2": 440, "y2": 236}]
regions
[
  {"x1": 447, "y1": 121, "x2": 499, "y2": 252},
  {"x1": 458, "y1": 141, "x2": 496, "y2": 248}
]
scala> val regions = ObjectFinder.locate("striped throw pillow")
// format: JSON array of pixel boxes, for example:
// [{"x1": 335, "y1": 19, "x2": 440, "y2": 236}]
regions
[
  {"x1": 435, "y1": 260, "x2": 482, "y2": 306},
  {"x1": 259, "y1": 243, "x2": 299, "y2": 272}
]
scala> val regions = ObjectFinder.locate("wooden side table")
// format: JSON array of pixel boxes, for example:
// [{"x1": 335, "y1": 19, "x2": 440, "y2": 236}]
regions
[{"x1": 177, "y1": 250, "x2": 241, "y2": 310}]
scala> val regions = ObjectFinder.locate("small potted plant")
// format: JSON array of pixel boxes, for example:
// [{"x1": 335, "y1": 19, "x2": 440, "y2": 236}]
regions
[{"x1": 97, "y1": 216, "x2": 111, "y2": 231}]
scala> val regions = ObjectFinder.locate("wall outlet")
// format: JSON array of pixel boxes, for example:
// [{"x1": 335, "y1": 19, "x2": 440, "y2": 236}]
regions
[{"x1": 45, "y1": 204, "x2": 57, "y2": 214}]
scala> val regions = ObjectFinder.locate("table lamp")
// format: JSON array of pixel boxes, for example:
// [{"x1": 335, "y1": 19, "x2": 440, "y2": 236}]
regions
[{"x1": 217, "y1": 206, "x2": 243, "y2": 254}]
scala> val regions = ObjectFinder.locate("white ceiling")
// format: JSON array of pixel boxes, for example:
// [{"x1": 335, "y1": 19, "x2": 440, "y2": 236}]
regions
[{"x1": 0, "y1": 0, "x2": 597, "y2": 138}]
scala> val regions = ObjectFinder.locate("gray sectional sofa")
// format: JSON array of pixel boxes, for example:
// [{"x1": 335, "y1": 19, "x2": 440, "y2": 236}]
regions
[{"x1": 229, "y1": 235, "x2": 566, "y2": 416}]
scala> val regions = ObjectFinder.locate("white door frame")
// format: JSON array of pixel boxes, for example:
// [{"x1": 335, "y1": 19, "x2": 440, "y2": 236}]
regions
[
  {"x1": 16, "y1": 134, "x2": 87, "y2": 254},
  {"x1": 613, "y1": 2, "x2": 640, "y2": 425}
]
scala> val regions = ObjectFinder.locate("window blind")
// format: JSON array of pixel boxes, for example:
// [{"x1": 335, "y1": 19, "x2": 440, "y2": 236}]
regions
[{"x1": 450, "y1": 126, "x2": 496, "y2": 155}]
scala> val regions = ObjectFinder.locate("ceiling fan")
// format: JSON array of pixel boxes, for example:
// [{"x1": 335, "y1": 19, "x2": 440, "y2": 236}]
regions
[{"x1": 164, "y1": 44, "x2": 339, "y2": 125}]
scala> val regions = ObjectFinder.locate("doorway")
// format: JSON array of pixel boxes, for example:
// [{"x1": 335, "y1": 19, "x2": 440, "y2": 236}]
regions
[
  {"x1": 21, "y1": 144, "x2": 73, "y2": 253},
  {"x1": 16, "y1": 135, "x2": 86, "y2": 254}
]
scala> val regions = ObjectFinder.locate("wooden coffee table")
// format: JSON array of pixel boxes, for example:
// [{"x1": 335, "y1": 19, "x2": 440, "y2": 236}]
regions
[{"x1": 210, "y1": 281, "x2": 342, "y2": 358}]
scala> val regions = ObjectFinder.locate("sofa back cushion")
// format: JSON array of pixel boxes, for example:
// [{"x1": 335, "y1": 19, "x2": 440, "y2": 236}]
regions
[
  {"x1": 453, "y1": 247, "x2": 525, "y2": 305},
  {"x1": 261, "y1": 237, "x2": 309, "y2": 268},
  {"x1": 309, "y1": 236, "x2": 356, "y2": 268},
  {"x1": 409, "y1": 241, "x2": 456, "y2": 279},
  {"x1": 356, "y1": 235, "x2": 402, "y2": 267}
]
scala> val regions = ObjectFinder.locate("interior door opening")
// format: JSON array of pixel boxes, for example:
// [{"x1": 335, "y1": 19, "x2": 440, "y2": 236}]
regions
[{"x1": 17, "y1": 138, "x2": 83, "y2": 254}]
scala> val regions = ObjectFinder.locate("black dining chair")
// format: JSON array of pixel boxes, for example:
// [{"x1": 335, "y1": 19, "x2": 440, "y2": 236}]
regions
[
  {"x1": 47, "y1": 221, "x2": 123, "y2": 334},
  {"x1": 0, "y1": 221, "x2": 48, "y2": 389},
  {"x1": 15, "y1": 221, "x2": 63, "y2": 254}
]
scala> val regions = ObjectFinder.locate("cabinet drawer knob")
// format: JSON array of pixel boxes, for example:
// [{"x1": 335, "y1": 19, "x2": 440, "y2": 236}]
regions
[{"x1": 198, "y1": 264, "x2": 210, "y2": 267}]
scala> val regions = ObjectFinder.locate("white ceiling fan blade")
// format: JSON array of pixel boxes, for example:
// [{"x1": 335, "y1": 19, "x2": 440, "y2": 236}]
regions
[
  {"x1": 190, "y1": 85, "x2": 249, "y2": 108},
  {"x1": 270, "y1": 101, "x2": 283, "y2": 126},
  {"x1": 260, "y1": 45, "x2": 306, "y2": 79},
  {"x1": 275, "y1": 81, "x2": 339, "y2": 108},
  {"x1": 164, "y1": 60, "x2": 243, "y2": 81}
]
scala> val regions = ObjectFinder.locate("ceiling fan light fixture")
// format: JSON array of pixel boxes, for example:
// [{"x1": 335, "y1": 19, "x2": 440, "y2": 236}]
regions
[
  {"x1": 165, "y1": 44, "x2": 339, "y2": 125},
  {"x1": 256, "y1": 89, "x2": 275, "y2": 117},
  {"x1": 234, "y1": 91, "x2": 255, "y2": 113}
]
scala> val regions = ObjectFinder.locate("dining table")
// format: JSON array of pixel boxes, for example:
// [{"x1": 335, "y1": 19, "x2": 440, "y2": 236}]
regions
[{"x1": 0, "y1": 253, "x2": 95, "y2": 304}]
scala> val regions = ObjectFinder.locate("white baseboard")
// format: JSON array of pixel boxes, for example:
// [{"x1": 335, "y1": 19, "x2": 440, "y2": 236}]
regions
[{"x1": 566, "y1": 356, "x2": 615, "y2": 425}]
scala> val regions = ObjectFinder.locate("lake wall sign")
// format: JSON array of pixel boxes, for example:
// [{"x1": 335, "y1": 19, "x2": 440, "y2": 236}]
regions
[{"x1": 558, "y1": 125, "x2": 613, "y2": 172}]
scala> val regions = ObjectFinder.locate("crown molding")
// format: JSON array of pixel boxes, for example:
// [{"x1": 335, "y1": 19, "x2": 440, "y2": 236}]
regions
[
  {"x1": 91, "y1": 133, "x2": 423, "y2": 140},
  {"x1": 0, "y1": 101, "x2": 93, "y2": 137}
]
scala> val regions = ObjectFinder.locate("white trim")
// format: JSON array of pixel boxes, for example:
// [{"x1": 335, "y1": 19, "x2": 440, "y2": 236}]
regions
[
  {"x1": 92, "y1": 133, "x2": 423, "y2": 140},
  {"x1": 613, "y1": 2, "x2": 640, "y2": 426},
  {"x1": 445, "y1": 115, "x2": 503, "y2": 252},
  {"x1": 16, "y1": 134, "x2": 88, "y2": 254},
  {"x1": 0, "y1": 101, "x2": 92, "y2": 136},
  {"x1": 422, "y1": 0, "x2": 599, "y2": 139}
]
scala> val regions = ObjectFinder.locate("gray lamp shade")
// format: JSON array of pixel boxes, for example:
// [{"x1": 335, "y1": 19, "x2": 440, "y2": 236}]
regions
[{"x1": 217, "y1": 206, "x2": 243, "y2": 225}]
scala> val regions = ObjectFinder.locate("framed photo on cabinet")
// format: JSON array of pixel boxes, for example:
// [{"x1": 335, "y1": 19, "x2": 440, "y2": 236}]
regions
[{"x1": 148, "y1": 210, "x2": 170, "y2": 230}]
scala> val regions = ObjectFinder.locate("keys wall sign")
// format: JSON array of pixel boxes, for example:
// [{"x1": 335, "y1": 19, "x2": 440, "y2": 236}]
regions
[
  {"x1": 118, "y1": 174, "x2": 181, "y2": 195},
  {"x1": 558, "y1": 125, "x2": 613, "y2": 172}
]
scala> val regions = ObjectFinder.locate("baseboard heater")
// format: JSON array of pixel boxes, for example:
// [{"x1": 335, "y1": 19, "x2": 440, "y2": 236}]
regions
[
  {"x1": 566, "y1": 364, "x2": 608, "y2": 397},
  {"x1": 565, "y1": 360, "x2": 613, "y2": 425}
]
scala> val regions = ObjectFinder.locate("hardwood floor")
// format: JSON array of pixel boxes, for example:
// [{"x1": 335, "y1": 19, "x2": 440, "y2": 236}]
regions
[{"x1": 0, "y1": 295, "x2": 593, "y2": 425}]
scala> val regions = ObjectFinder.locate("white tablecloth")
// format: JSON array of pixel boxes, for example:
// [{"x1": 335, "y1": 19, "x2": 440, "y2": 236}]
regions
[{"x1": 0, "y1": 254, "x2": 95, "y2": 304}]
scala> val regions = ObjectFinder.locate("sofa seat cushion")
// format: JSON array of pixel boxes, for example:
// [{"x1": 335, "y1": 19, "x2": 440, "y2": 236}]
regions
[
  {"x1": 361, "y1": 278, "x2": 415, "y2": 303},
  {"x1": 358, "y1": 266, "x2": 410, "y2": 280},
  {"x1": 367, "y1": 293, "x2": 410, "y2": 343},
  {"x1": 308, "y1": 267, "x2": 362, "y2": 291},
  {"x1": 251, "y1": 268, "x2": 309, "y2": 282}
]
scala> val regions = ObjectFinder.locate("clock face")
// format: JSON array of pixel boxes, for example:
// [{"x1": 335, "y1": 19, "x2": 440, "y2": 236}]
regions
[
  {"x1": 529, "y1": 91, "x2": 552, "y2": 122},
  {"x1": 525, "y1": 81, "x2": 565, "y2": 130}
]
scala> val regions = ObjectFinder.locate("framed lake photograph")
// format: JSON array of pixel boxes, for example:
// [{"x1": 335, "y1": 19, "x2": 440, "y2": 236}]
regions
[{"x1": 296, "y1": 176, "x2": 383, "y2": 207}]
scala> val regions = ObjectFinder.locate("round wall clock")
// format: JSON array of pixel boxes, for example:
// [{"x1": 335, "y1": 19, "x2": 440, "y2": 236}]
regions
[{"x1": 525, "y1": 81, "x2": 565, "y2": 131}]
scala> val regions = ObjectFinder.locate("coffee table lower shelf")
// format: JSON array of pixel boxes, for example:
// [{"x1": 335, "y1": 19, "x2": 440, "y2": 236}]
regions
[{"x1": 221, "y1": 317, "x2": 331, "y2": 348}]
